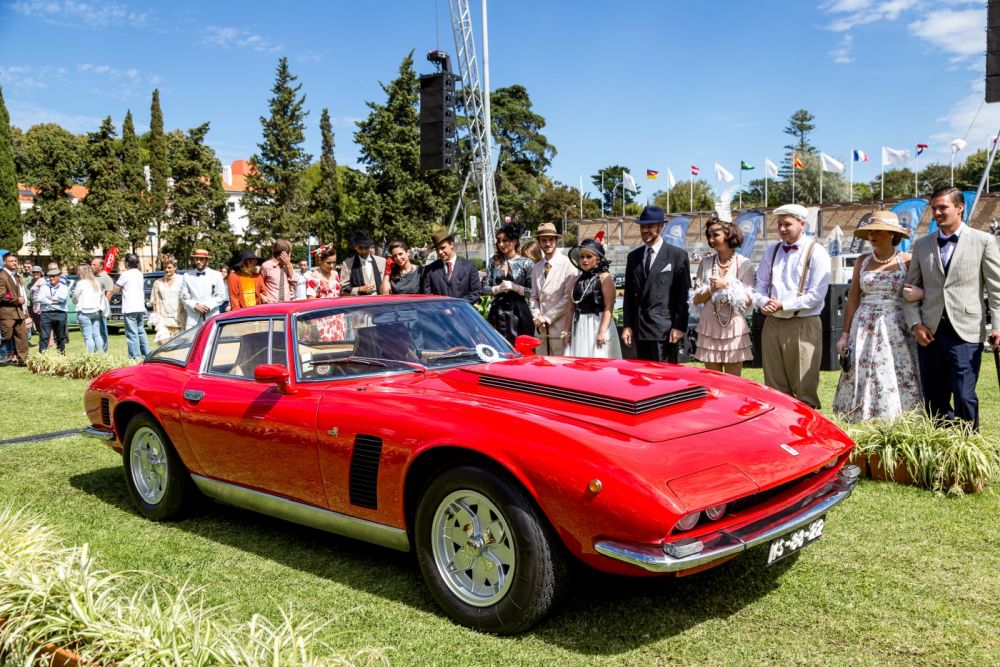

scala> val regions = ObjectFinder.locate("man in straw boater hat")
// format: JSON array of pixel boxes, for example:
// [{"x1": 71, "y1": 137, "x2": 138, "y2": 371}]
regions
[
  {"x1": 528, "y1": 222, "x2": 576, "y2": 354},
  {"x1": 420, "y1": 228, "x2": 482, "y2": 304},
  {"x1": 903, "y1": 186, "x2": 1000, "y2": 430},
  {"x1": 751, "y1": 203, "x2": 831, "y2": 409},
  {"x1": 621, "y1": 205, "x2": 690, "y2": 363},
  {"x1": 180, "y1": 248, "x2": 227, "y2": 330}
]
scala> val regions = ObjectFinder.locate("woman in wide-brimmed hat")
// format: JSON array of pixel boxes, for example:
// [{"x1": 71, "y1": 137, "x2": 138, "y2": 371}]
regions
[
  {"x1": 227, "y1": 249, "x2": 266, "y2": 311},
  {"x1": 832, "y1": 210, "x2": 922, "y2": 422},
  {"x1": 565, "y1": 238, "x2": 622, "y2": 359}
]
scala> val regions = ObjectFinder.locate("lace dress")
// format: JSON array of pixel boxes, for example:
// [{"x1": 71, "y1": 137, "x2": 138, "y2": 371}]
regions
[
  {"x1": 832, "y1": 254, "x2": 922, "y2": 422},
  {"x1": 692, "y1": 254, "x2": 754, "y2": 363}
]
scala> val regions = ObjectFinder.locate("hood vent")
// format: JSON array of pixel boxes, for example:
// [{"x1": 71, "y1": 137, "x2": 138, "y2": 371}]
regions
[{"x1": 477, "y1": 375, "x2": 708, "y2": 415}]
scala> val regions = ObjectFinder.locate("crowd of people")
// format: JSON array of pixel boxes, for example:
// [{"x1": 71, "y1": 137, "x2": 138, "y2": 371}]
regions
[{"x1": 1, "y1": 186, "x2": 998, "y2": 431}]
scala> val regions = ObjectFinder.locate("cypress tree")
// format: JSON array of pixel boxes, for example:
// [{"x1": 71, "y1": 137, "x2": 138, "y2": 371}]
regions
[
  {"x1": 0, "y1": 84, "x2": 21, "y2": 253},
  {"x1": 148, "y1": 89, "x2": 168, "y2": 238},
  {"x1": 243, "y1": 57, "x2": 311, "y2": 246},
  {"x1": 309, "y1": 107, "x2": 341, "y2": 244},
  {"x1": 120, "y1": 110, "x2": 149, "y2": 252},
  {"x1": 81, "y1": 116, "x2": 127, "y2": 253}
]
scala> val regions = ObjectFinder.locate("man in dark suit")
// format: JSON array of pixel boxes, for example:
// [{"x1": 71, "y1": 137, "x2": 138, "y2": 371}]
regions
[
  {"x1": 621, "y1": 205, "x2": 690, "y2": 363},
  {"x1": 420, "y1": 229, "x2": 482, "y2": 305},
  {"x1": 0, "y1": 250, "x2": 29, "y2": 366}
]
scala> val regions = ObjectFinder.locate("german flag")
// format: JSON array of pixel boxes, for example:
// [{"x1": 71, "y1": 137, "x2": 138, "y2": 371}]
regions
[
  {"x1": 646, "y1": 169, "x2": 659, "y2": 179},
  {"x1": 793, "y1": 153, "x2": 805, "y2": 170}
]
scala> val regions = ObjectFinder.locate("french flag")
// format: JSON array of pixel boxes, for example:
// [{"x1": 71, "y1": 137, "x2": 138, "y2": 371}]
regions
[
  {"x1": 691, "y1": 165, "x2": 700, "y2": 176},
  {"x1": 853, "y1": 149, "x2": 869, "y2": 162}
]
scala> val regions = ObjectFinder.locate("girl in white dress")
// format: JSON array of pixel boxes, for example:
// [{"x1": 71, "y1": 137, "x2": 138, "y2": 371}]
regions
[{"x1": 565, "y1": 239, "x2": 622, "y2": 359}]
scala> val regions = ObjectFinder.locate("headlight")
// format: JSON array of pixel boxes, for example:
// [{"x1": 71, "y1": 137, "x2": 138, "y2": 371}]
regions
[
  {"x1": 705, "y1": 503, "x2": 727, "y2": 521},
  {"x1": 674, "y1": 511, "x2": 700, "y2": 531}
]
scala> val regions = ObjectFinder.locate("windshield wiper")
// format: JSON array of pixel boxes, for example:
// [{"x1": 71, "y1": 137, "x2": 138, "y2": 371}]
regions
[
  {"x1": 324, "y1": 356, "x2": 427, "y2": 372},
  {"x1": 433, "y1": 348, "x2": 481, "y2": 362}
]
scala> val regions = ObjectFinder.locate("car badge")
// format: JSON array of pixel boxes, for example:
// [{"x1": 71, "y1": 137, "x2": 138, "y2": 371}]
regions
[
  {"x1": 780, "y1": 444, "x2": 799, "y2": 456},
  {"x1": 327, "y1": 427, "x2": 339, "y2": 437}
]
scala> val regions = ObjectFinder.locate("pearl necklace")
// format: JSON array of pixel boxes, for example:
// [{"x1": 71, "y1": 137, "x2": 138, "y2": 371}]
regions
[
  {"x1": 711, "y1": 255, "x2": 735, "y2": 328},
  {"x1": 870, "y1": 249, "x2": 896, "y2": 265}
]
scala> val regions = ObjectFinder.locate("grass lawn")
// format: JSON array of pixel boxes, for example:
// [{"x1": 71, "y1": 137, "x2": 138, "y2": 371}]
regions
[{"x1": 1, "y1": 332, "x2": 998, "y2": 664}]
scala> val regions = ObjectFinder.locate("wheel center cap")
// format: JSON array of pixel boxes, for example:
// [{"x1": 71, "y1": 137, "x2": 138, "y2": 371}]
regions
[{"x1": 464, "y1": 535, "x2": 485, "y2": 556}]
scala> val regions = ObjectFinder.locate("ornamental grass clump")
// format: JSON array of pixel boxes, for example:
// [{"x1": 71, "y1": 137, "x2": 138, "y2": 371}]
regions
[
  {"x1": 25, "y1": 350, "x2": 135, "y2": 379},
  {"x1": 0, "y1": 506, "x2": 388, "y2": 666},
  {"x1": 846, "y1": 411, "x2": 1000, "y2": 496}
]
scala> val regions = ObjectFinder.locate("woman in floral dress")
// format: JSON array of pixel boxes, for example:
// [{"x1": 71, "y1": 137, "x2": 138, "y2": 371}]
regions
[
  {"x1": 832, "y1": 211, "x2": 922, "y2": 422},
  {"x1": 305, "y1": 244, "x2": 347, "y2": 342}
]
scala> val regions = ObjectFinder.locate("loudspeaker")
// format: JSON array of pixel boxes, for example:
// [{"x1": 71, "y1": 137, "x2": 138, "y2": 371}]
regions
[
  {"x1": 820, "y1": 327, "x2": 842, "y2": 372},
  {"x1": 745, "y1": 310, "x2": 765, "y2": 368},
  {"x1": 988, "y1": 1, "x2": 1000, "y2": 102},
  {"x1": 419, "y1": 72, "x2": 457, "y2": 170},
  {"x1": 821, "y1": 284, "x2": 850, "y2": 332}
]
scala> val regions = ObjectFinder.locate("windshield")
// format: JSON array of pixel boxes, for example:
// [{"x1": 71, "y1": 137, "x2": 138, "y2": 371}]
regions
[
  {"x1": 146, "y1": 325, "x2": 201, "y2": 366},
  {"x1": 294, "y1": 298, "x2": 513, "y2": 381}
]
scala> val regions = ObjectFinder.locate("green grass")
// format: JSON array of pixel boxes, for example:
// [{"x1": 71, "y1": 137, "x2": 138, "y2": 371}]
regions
[{"x1": 1, "y1": 340, "x2": 998, "y2": 664}]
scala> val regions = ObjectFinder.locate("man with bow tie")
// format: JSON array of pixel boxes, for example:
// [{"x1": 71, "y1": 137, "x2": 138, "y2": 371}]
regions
[
  {"x1": 180, "y1": 248, "x2": 226, "y2": 331},
  {"x1": 753, "y1": 204, "x2": 831, "y2": 409},
  {"x1": 903, "y1": 187, "x2": 1000, "y2": 430}
]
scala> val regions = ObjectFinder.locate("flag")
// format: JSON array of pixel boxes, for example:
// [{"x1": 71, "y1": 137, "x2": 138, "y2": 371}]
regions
[
  {"x1": 882, "y1": 146, "x2": 909, "y2": 165},
  {"x1": 820, "y1": 152, "x2": 845, "y2": 173},
  {"x1": 661, "y1": 216, "x2": 691, "y2": 250},
  {"x1": 853, "y1": 149, "x2": 869, "y2": 162},
  {"x1": 951, "y1": 138, "x2": 967, "y2": 153},
  {"x1": 622, "y1": 171, "x2": 637, "y2": 193},
  {"x1": 666, "y1": 168, "x2": 676, "y2": 188},
  {"x1": 714, "y1": 162, "x2": 734, "y2": 182},
  {"x1": 916, "y1": 143, "x2": 928, "y2": 155},
  {"x1": 764, "y1": 158, "x2": 779, "y2": 179},
  {"x1": 646, "y1": 169, "x2": 659, "y2": 180},
  {"x1": 793, "y1": 153, "x2": 805, "y2": 170},
  {"x1": 740, "y1": 160, "x2": 754, "y2": 171},
  {"x1": 691, "y1": 165, "x2": 700, "y2": 176},
  {"x1": 734, "y1": 210, "x2": 763, "y2": 258},
  {"x1": 891, "y1": 198, "x2": 928, "y2": 253}
]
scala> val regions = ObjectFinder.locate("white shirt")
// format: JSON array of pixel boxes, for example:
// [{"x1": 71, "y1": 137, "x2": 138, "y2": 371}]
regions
[
  {"x1": 180, "y1": 268, "x2": 226, "y2": 329},
  {"x1": 753, "y1": 237, "x2": 831, "y2": 318},
  {"x1": 116, "y1": 269, "x2": 146, "y2": 314},
  {"x1": 643, "y1": 237, "x2": 664, "y2": 271},
  {"x1": 938, "y1": 224, "x2": 963, "y2": 268}
]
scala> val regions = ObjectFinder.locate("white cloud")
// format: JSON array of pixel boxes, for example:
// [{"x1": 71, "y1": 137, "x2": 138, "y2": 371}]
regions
[
  {"x1": 10, "y1": 0, "x2": 149, "y2": 29},
  {"x1": 908, "y1": 8, "x2": 984, "y2": 59},
  {"x1": 204, "y1": 26, "x2": 284, "y2": 53},
  {"x1": 830, "y1": 34, "x2": 854, "y2": 63},
  {"x1": 929, "y1": 78, "x2": 1000, "y2": 160},
  {"x1": 6, "y1": 99, "x2": 103, "y2": 133},
  {"x1": 823, "y1": 0, "x2": 920, "y2": 32}
]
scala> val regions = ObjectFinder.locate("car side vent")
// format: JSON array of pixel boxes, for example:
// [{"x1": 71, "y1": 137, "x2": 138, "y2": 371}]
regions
[
  {"x1": 477, "y1": 375, "x2": 709, "y2": 415},
  {"x1": 349, "y1": 435, "x2": 383, "y2": 509},
  {"x1": 100, "y1": 398, "x2": 111, "y2": 426}
]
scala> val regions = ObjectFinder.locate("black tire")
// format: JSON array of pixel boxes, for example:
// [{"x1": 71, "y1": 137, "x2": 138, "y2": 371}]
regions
[
  {"x1": 414, "y1": 465, "x2": 567, "y2": 634},
  {"x1": 122, "y1": 413, "x2": 195, "y2": 521}
]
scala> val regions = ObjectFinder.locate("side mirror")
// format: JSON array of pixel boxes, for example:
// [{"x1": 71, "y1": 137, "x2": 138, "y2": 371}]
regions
[
  {"x1": 254, "y1": 364, "x2": 295, "y2": 394},
  {"x1": 514, "y1": 335, "x2": 541, "y2": 355}
]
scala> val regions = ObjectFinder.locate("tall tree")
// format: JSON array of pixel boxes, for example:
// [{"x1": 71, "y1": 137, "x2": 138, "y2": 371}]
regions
[
  {"x1": 120, "y1": 110, "x2": 149, "y2": 250},
  {"x1": 490, "y1": 85, "x2": 556, "y2": 219},
  {"x1": 244, "y1": 57, "x2": 311, "y2": 245},
  {"x1": 0, "y1": 84, "x2": 21, "y2": 253},
  {"x1": 308, "y1": 107, "x2": 341, "y2": 244},
  {"x1": 20, "y1": 124, "x2": 85, "y2": 261},
  {"x1": 783, "y1": 109, "x2": 816, "y2": 157},
  {"x1": 652, "y1": 179, "x2": 714, "y2": 214},
  {"x1": 148, "y1": 89, "x2": 168, "y2": 239},
  {"x1": 590, "y1": 165, "x2": 638, "y2": 215},
  {"x1": 81, "y1": 116, "x2": 127, "y2": 253},
  {"x1": 354, "y1": 51, "x2": 457, "y2": 245},
  {"x1": 161, "y1": 124, "x2": 234, "y2": 264}
]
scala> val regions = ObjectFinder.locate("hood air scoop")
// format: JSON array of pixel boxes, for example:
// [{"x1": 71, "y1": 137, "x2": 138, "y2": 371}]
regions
[{"x1": 476, "y1": 374, "x2": 708, "y2": 415}]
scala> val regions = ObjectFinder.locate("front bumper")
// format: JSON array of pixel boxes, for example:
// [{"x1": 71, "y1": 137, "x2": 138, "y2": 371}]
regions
[
  {"x1": 594, "y1": 464, "x2": 860, "y2": 573},
  {"x1": 81, "y1": 426, "x2": 115, "y2": 441}
]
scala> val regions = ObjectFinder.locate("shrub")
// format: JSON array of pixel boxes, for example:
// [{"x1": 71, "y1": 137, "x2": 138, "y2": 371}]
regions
[
  {"x1": 25, "y1": 350, "x2": 136, "y2": 379},
  {"x1": 0, "y1": 506, "x2": 388, "y2": 666}
]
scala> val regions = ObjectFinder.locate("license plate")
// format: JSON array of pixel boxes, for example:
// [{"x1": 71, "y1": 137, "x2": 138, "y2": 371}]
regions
[{"x1": 766, "y1": 516, "x2": 825, "y2": 565}]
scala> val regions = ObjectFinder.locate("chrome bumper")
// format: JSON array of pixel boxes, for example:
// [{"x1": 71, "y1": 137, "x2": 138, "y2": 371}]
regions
[
  {"x1": 594, "y1": 464, "x2": 861, "y2": 573},
  {"x1": 81, "y1": 426, "x2": 115, "y2": 441}
]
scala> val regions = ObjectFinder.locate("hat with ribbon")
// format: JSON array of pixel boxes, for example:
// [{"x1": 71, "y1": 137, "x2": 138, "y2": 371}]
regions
[
  {"x1": 854, "y1": 210, "x2": 909, "y2": 240},
  {"x1": 431, "y1": 228, "x2": 454, "y2": 247},
  {"x1": 568, "y1": 238, "x2": 609, "y2": 271},
  {"x1": 533, "y1": 222, "x2": 562, "y2": 239},
  {"x1": 191, "y1": 248, "x2": 211, "y2": 258}
]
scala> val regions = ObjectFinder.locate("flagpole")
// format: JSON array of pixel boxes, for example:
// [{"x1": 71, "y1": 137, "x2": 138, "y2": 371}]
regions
[
  {"x1": 849, "y1": 148, "x2": 854, "y2": 203},
  {"x1": 579, "y1": 175, "x2": 583, "y2": 218},
  {"x1": 764, "y1": 156, "x2": 768, "y2": 210},
  {"x1": 601, "y1": 172, "x2": 605, "y2": 216},
  {"x1": 689, "y1": 178, "x2": 693, "y2": 213},
  {"x1": 792, "y1": 156, "x2": 796, "y2": 204},
  {"x1": 819, "y1": 158, "x2": 824, "y2": 206},
  {"x1": 666, "y1": 175, "x2": 671, "y2": 214},
  {"x1": 913, "y1": 150, "x2": 918, "y2": 198},
  {"x1": 738, "y1": 166, "x2": 743, "y2": 209},
  {"x1": 950, "y1": 151, "x2": 955, "y2": 187},
  {"x1": 621, "y1": 170, "x2": 625, "y2": 217},
  {"x1": 880, "y1": 148, "x2": 884, "y2": 202}
]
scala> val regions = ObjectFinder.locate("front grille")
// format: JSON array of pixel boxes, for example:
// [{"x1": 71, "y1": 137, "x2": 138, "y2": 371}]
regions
[
  {"x1": 349, "y1": 435, "x2": 383, "y2": 509},
  {"x1": 477, "y1": 375, "x2": 708, "y2": 415},
  {"x1": 100, "y1": 398, "x2": 111, "y2": 426},
  {"x1": 728, "y1": 470, "x2": 821, "y2": 515}
]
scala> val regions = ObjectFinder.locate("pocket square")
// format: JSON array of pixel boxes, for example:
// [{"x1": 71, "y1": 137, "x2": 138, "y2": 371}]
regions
[{"x1": 660, "y1": 263, "x2": 672, "y2": 272}]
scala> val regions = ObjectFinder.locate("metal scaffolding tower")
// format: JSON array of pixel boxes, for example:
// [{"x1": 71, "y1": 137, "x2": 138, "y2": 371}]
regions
[{"x1": 448, "y1": 0, "x2": 500, "y2": 257}]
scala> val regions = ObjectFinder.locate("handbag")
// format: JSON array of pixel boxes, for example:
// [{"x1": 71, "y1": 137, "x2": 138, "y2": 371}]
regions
[{"x1": 839, "y1": 345, "x2": 851, "y2": 372}]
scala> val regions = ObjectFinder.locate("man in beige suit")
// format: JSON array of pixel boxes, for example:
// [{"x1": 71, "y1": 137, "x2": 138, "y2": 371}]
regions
[
  {"x1": 529, "y1": 223, "x2": 577, "y2": 355},
  {"x1": 903, "y1": 186, "x2": 1000, "y2": 430}
]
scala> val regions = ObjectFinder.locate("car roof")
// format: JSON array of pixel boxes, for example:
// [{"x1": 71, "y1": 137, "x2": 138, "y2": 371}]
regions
[{"x1": 212, "y1": 294, "x2": 453, "y2": 320}]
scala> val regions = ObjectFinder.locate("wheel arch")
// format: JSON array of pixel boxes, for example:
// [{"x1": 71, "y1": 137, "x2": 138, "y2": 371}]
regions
[{"x1": 113, "y1": 400, "x2": 157, "y2": 442}]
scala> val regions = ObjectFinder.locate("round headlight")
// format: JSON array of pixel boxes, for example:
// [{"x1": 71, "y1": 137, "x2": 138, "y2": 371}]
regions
[
  {"x1": 674, "y1": 511, "x2": 700, "y2": 531},
  {"x1": 705, "y1": 503, "x2": 727, "y2": 521}
]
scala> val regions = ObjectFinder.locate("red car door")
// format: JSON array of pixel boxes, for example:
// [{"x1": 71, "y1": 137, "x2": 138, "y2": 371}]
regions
[{"x1": 179, "y1": 317, "x2": 329, "y2": 508}]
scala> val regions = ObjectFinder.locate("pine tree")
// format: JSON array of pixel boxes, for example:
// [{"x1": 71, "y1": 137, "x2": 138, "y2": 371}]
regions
[
  {"x1": 120, "y1": 110, "x2": 149, "y2": 251},
  {"x1": 354, "y1": 51, "x2": 457, "y2": 245},
  {"x1": 309, "y1": 107, "x2": 341, "y2": 244},
  {"x1": 148, "y1": 89, "x2": 168, "y2": 238},
  {"x1": 244, "y1": 57, "x2": 311, "y2": 246},
  {"x1": 81, "y1": 116, "x2": 128, "y2": 253},
  {"x1": 161, "y1": 123, "x2": 234, "y2": 265},
  {"x1": 20, "y1": 123, "x2": 85, "y2": 262},
  {"x1": 0, "y1": 84, "x2": 21, "y2": 253}
]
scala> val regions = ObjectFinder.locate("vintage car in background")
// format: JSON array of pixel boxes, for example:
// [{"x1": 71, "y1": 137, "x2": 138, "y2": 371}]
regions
[{"x1": 83, "y1": 296, "x2": 859, "y2": 634}]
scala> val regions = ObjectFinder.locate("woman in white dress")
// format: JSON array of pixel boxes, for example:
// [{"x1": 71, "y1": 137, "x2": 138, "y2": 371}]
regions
[
  {"x1": 151, "y1": 258, "x2": 185, "y2": 345},
  {"x1": 832, "y1": 211, "x2": 922, "y2": 422},
  {"x1": 565, "y1": 239, "x2": 621, "y2": 359}
]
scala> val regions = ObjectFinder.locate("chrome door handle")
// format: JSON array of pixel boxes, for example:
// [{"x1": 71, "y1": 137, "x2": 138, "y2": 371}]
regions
[{"x1": 183, "y1": 390, "x2": 205, "y2": 402}]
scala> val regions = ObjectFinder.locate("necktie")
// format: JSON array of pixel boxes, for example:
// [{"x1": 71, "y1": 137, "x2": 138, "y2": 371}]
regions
[
  {"x1": 782, "y1": 244, "x2": 798, "y2": 253},
  {"x1": 937, "y1": 235, "x2": 958, "y2": 247},
  {"x1": 643, "y1": 247, "x2": 652, "y2": 277},
  {"x1": 446, "y1": 261, "x2": 453, "y2": 280},
  {"x1": 544, "y1": 261, "x2": 550, "y2": 278}
]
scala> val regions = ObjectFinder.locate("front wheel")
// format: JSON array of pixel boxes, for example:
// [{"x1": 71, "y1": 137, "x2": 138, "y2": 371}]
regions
[
  {"x1": 414, "y1": 466, "x2": 567, "y2": 634},
  {"x1": 122, "y1": 413, "x2": 195, "y2": 521}
]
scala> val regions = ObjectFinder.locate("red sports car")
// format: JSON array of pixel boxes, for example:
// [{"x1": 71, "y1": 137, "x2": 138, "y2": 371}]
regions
[{"x1": 83, "y1": 296, "x2": 859, "y2": 634}]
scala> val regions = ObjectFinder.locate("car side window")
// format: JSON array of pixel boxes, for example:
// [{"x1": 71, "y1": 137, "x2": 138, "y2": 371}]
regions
[{"x1": 207, "y1": 318, "x2": 286, "y2": 378}]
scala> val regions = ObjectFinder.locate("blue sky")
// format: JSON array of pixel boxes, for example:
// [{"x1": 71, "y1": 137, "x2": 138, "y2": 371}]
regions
[{"x1": 0, "y1": 0, "x2": 994, "y2": 198}]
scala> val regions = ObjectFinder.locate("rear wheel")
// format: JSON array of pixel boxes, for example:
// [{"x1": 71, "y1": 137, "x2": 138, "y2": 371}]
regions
[
  {"x1": 122, "y1": 413, "x2": 195, "y2": 520},
  {"x1": 415, "y1": 466, "x2": 567, "y2": 634}
]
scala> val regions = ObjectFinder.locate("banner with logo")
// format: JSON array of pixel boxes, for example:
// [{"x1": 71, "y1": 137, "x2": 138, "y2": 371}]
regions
[
  {"x1": 890, "y1": 198, "x2": 927, "y2": 252},
  {"x1": 734, "y1": 210, "x2": 764, "y2": 258},
  {"x1": 661, "y1": 216, "x2": 691, "y2": 250}
]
